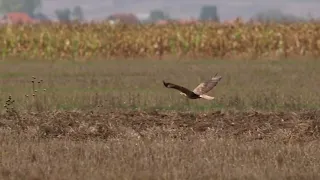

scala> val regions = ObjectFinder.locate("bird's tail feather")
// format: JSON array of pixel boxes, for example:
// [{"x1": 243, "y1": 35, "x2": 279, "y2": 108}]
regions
[{"x1": 199, "y1": 94, "x2": 215, "y2": 100}]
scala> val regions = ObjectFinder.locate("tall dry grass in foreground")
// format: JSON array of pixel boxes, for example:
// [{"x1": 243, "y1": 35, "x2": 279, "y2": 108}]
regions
[
  {"x1": 1, "y1": 110, "x2": 320, "y2": 180},
  {"x1": 1, "y1": 22, "x2": 320, "y2": 60}
]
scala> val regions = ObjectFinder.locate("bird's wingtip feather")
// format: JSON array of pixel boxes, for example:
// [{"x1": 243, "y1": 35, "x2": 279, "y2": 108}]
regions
[{"x1": 212, "y1": 74, "x2": 222, "y2": 80}]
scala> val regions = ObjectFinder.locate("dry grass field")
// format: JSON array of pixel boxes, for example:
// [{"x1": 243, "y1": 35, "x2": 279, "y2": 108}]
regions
[
  {"x1": 1, "y1": 58, "x2": 320, "y2": 112},
  {"x1": 1, "y1": 59, "x2": 320, "y2": 179}
]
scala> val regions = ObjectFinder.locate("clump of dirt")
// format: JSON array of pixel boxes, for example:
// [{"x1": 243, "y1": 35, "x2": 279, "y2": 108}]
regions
[{"x1": 0, "y1": 110, "x2": 319, "y2": 142}]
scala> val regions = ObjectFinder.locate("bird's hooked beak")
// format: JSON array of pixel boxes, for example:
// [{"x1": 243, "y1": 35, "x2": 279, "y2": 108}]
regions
[{"x1": 163, "y1": 80, "x2": 168, "y2": 87}]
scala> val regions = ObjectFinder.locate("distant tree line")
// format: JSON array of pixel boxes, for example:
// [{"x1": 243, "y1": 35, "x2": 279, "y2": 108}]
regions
[
  {"x1": 0, "y1": 0, "x2": 46, "y2": 19},
  {"x1": 0, "y1": 0, "x2": 85, "y2": 21},
  {"x1": 55, "y1": 5, "x2": 84, "y2": 22},
  {"x1": 0, "y1": 1, "x2": 311, "y2": 24},
  {"x1": 145, "y1": 5, "x2": 220, "y2": 23},
  {"x1": 250, "y1": 9, "x2": 308, "y2": 23},
  {"x1": 145, "y1": 5, "x2": 310, "y2": 24}
]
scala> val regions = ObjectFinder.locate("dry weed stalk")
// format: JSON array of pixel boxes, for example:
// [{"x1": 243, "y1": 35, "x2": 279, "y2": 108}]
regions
[
  {"x1": 2, "y1": 95, "x2": 22, "y2": 126},
  {"x1": 4, "y1": 95, "x2": 17, "y2": 116},
  {"x1": 24, "y1": 76, "x2": 48, "y2": 112}
]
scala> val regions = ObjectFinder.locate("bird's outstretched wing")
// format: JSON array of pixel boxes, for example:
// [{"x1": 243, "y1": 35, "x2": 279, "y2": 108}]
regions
[
  {"x1": 163, "y1": 81, "x2": 193, "y2": 95},
  {"x1": 192, "y1": 74, "x2": 222, "y2": 95}
]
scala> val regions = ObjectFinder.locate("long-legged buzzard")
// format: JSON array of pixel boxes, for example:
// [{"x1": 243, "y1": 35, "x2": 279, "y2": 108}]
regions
[{"x1": 163, "y1": 73, "x2": 222, "y2": 100}]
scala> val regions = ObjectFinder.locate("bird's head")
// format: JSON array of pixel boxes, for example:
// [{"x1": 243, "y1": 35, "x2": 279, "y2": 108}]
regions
[
  {"x1": 163, "y1": 81, "x2": 175, "y2": 88},
  {"x1": 163, "y1": 80, "x2": 169, "y2": 87}
]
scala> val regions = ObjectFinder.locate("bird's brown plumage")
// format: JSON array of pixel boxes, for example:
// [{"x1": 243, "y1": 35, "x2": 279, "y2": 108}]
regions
[
  {"x1": 163, "y1": 73, "x2": 222, "y2": 100},
  {"x1": 162, "y1": 81, "x2": 198, "y2": 98}
]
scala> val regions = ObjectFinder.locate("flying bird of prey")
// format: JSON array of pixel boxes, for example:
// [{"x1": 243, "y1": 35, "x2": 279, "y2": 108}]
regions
[{"x1": 163, "y1": 73, "x2": 222, "y2": 100}]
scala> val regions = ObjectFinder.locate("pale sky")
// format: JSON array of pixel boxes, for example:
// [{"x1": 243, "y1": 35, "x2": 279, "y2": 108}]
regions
[{"x1": 39, "y1": 0, "x2": 320, "y2": 21}]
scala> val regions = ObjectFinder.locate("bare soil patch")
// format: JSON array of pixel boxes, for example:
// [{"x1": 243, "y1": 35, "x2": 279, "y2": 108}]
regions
[
  {"x1": 1, "y1": 110, "x2": 320, "y2": 180},
  {"x1": 2, "y1": 110, "x2": 320, "y2": 142}
]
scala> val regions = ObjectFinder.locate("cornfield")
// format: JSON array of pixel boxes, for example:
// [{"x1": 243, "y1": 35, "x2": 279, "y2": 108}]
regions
[{"x1": 1, "y1": 21, "x2": 320, "y2": 60}]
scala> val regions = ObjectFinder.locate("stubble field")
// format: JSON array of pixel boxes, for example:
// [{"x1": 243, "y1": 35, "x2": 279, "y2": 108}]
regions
[{"x1": 1, "y1": 59, "x2": 320, "y2": 179}]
